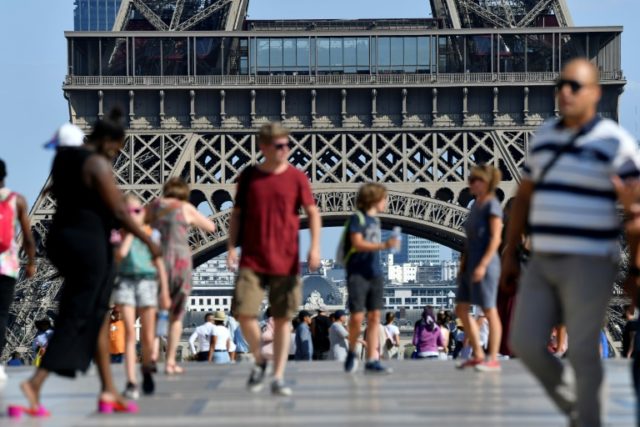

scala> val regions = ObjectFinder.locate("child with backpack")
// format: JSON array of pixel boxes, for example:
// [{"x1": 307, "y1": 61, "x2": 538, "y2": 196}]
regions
[
  {"x1": 112, "y1": 194, "x2": 170, "y2": 399},
  {"x1": 342, "y1": 183, "x2": 398, "y2": 374}
]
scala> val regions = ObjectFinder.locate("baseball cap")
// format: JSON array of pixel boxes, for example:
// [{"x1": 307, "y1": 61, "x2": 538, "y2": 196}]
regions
[
  {"x1": 333, "y1": 310, "x2": 347, "y2": 319},
  {"x1": 44, "y1": 123, "x2": 85, "y2": 149}
]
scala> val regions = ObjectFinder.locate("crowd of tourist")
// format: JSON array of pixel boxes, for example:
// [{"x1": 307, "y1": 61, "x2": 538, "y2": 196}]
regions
[{"x1": 0, "y1": 58, "x2": 639, "y2": 427}]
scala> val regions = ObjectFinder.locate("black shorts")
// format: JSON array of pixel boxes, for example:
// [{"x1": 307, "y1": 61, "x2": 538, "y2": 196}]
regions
[{"x1": 347, "y1": 274, "x2": 384, "y2": 313}]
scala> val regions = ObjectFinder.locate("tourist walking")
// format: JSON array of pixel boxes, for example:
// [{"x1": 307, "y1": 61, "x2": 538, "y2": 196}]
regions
[
  {"x1": 15, "y1": 112, "x2": 161, "y2": 417},
  {"x1": 227, "y1": 123, "x2": 321, "y2": 396},
  {"x1": 209, "y1": 311, "x2": 231, "y2": 364},
  {"x1": 412, "y1": 306, "x2": 444, "y2": 360},
  {"x1": 0, "y1": 158, "x2": 36, "y2": 382},
  {"x1": 311, "y1": 306, "x2": 332, "y2": 360},
  {"x1": 147, "y1": 177, "x2": 216, "y2": 375},
  {"x1": 108, "y1": 308, "x2": 125, "y2": 364},
  {"x1": 436, "y1": 311, "x2": 451, "y2": 353},
  {"x1": 188, "y1": 313, "x2": 216, "y2": 362},
  {"x1": 294, "y1": 310, "x2": 313, "y2": 361},
  {"x1": 383, "y1": 312, "x2": 400, "y2": 360},
  {"x1": 455, "y1": 164, "x2": 503, "y2": 372},
  {"x1": 329, "y1": 310, "x2": 350, "y2": 362},
  {"x1": 503, "y1": 58, "x2": 640, "y2": 427},
  {"x1": 343, "y1": 183, "x2": 398, "y2": 374},
  {"x1": 113, "y1": 193, "x2": 171, "y2": 398}
]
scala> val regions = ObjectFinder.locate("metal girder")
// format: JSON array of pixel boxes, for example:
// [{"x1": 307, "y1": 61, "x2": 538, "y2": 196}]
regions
[
  {"x1": 112, "y1": 0, "x2": 133, "y2": 31},
  {"x1": 517, "y1": 0, "x2": 554, "y2": 27},
  {"x1": 224, "y1": 0, "x2": 249, "y2": 31},
  {"x1": 457, "y1": 0, "x2": 512, "y2": 28},
  {"x1": 501, "y1": 0, "x2": 517, "y2": 27},
  {"x1": 131, "y1": 0, "x2": 169, "y2": 31},
  {"x1": 174, "y1": 0, "x2": 233, "y2": 31},
  {"x1": 553, "y1": 0, "x2": 574, "y2": 27},
  {"x1": 169, "y1": 0, "x2": 186, "y2": 30}
]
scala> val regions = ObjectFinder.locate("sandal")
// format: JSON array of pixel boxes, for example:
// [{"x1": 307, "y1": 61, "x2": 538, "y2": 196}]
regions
[
  {"x1": 98, "y1": 399, "x2": 139, "y2": 414},
  {"x1": 165, "y1": 364, "x2": 184, "y2": 375},
  {"x1": 7, "y1": 404, "x2": 50, "y2": 418}
]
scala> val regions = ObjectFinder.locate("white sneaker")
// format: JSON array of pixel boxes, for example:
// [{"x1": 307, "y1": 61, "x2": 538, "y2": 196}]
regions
[{"x1": 0, "y1": 365, "x2": 7, "y2": 381}]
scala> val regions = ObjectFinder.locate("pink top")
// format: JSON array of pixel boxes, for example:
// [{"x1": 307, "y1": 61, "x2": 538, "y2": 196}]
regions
[{"x1": 0, "y1": 188, "x2": 19, "y2": 279}]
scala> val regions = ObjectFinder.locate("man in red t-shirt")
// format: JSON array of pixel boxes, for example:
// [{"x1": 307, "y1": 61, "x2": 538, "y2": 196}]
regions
[{"x1": 227, "y1": 122, "x2": 321, "y2": 396}]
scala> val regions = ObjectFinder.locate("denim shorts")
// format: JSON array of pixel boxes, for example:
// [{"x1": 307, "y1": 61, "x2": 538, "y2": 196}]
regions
[{"x1": 112, "y1": 277, "x2": 158, "y2": 308}]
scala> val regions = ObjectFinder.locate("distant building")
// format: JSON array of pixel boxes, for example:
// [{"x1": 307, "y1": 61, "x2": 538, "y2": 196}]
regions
[
  {"x1": 381, "y1": 230, "x2": 409, "y2": 264},
  {"x1": 407, "y1": 235, "x2": 441, "y2": 265},
  {"x1": 441, "y1": 260, "x2": 460, "y2": 281},
  {"x1": 383, "y1": 283, "x2": 457, "y2": 311},
  {"x1": 417, "y1": 263, "x2": 442, "y2": 282},
  {"x1": 387, "y1": 255, "x2": 418, "y2": 284},
  {"x1": 74, "y1": 0, "x2": 122, "y2": 31}
]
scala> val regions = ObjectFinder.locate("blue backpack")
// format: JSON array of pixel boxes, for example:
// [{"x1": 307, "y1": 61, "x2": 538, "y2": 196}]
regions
[{"x1": 335, "y1": 211, "x2": 365, "y2": 267}]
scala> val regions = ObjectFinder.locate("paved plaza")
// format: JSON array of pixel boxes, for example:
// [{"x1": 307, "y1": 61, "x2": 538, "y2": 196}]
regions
[{"x1": 0, "y1": 360, "x2": 635, "y2": 426}]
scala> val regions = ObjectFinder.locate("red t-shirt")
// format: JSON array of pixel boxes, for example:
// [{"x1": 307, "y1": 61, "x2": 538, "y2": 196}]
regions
[{"x1": 237, "y1": 165, "x2": 315, "y2": 276}]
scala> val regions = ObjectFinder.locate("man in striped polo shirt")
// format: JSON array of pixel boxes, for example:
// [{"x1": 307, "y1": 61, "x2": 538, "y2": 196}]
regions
[{"x1": 502, "y1": 58, "x2": 640, "y2": 427}]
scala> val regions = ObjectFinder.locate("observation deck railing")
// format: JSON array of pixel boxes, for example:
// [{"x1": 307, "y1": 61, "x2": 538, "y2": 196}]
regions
[{"x1": 64, "y1": 71, "x2": 624, "y2": 87}]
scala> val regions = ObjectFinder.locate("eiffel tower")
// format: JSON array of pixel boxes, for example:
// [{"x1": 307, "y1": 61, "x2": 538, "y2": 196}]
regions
[{"x1": 3, "y1": 0, "x2": 625, "y2": 359}]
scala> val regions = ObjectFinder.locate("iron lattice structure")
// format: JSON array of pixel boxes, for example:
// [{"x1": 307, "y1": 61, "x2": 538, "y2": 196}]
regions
[{"x1": 3, "y1": 0, "x2": 626, "y2": 359}]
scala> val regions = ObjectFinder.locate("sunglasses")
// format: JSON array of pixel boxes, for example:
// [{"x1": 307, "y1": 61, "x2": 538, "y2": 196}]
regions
[
  {"x1": 555, "y1": 79, "x2": 588, "y2": 94},
  {"x1": 273, "y1": 142, "x2": 290, "y2": 151},
  {"x1": 128, "y1": 207, "x2": 143, "y2": 214},
  {"x1": 468, "y1": 176, "x2": 484, "y2": 184}
]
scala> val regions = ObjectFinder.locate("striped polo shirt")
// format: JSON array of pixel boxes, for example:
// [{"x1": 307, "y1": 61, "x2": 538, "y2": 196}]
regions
[{"x1": 522, "y1": 116, "x2": 640, "y2": 257}]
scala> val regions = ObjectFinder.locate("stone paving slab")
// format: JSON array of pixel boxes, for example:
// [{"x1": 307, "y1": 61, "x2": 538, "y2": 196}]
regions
[{"x1": 0, "y1": 360, "x2": 635, "y2": 427}]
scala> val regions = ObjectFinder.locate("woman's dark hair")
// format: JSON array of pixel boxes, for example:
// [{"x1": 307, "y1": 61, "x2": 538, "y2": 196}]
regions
[
  {"x1": 88, "y1": 108, "x2": 125, "y2": 143},
  {"x1": 422, "y1": 306, "x2": 436, "y2": 332},
  {"x1": 385, "y1": 312, "x2": 395, "y2": 324},
  {"x1": 437, "y1": 310, "x2": 451, "y2": 327}
]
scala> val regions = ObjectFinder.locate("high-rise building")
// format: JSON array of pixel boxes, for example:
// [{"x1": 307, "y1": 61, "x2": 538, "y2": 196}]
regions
[
  {"x1": 74, "y1": 0, "x2": 122, "y2": 31},
  {"x1": 407, "y1": 235, "x2": 441, "y2": 265}
]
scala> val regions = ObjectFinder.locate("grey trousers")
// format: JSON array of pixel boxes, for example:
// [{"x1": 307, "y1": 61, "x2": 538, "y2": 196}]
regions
[{"x1": 510, "y1": 253, "x2": 616, "y2": 427}]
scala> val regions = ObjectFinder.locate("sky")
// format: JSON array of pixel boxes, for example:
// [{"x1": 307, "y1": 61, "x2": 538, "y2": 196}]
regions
[{"x1": 0, "y1": 0, "x2": 639, "y2": 259}]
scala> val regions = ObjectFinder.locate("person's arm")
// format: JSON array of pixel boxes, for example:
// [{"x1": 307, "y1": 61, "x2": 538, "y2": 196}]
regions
[
  {"x1": 153, "y1": 258, "x2": 171, "y2": 310},
  {"x1": 86, "y1": 156, "x2": 161, "y2": 258},
  {"x1": 209, "y1": 334, "x2": 217, "y2": 362},
  {"x1": 628, "y1": 330, "x2": 636, "y2": 358},
  {"x1": 262, "y1": 320, "x2": 274, "y2": 343},
  {"x1": 436, "y1": 329, "x2": 444, "y2": 349},
  {"x1": 226, "y1": 207, "x2": 241, "y2": 271},
  {"x1": 304, "y1": 204, "x2": 322, "y2": 272},
  {"x1": 15, "y1": 195, "x2": 36, "y2": 278},
  {"x1": 500, "y1": 180, "x2": 534, "y2": 291},
  {"x1": 188, "y1": 331, "x2": 198, "y2": 355},
  {"x1": 412, "y1": 326, "x2": 419, "y2": 347},
  {"x1": 184, "y1": 203, "x2": 216, "y2": 233},
  {"x1": 115, "y1": 233, "x2": 134, "y2": 262},
  {"x1": 473, "y1": 212, "x2": 503, "y2": 283},
  {"x1": 350, "y1": 232, "x2": 396, "y2": 253},
  {"x1": 302, "y1": 327, "x2": 313, "y2": 360}
]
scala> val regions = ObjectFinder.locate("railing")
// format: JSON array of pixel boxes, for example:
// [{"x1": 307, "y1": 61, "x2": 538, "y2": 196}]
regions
[{"x1": 64, "y1": 71, "x2": 625, "y2": 87}]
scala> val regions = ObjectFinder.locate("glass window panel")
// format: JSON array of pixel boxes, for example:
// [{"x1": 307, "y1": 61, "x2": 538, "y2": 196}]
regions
[
  {"x1": 404, "y1": 37, "x2": 417, "y2": 66},
  {"x1": 162, "y1": 38, "x2": 188, "y2": 75},
  {"x1": 249, "y1": 38, "x2": 256, "y2": 74},
  {"x1": 317, "y1": 38, "x2": 330, "y2": 72},
  {"x1": 73, "y1": 38, "x2": 100, "y2": 76},
  {"x1": 196, "y1": 37, "x2": 221, "y2": 75},
  {"x1": 526, "y1": 34, "x2": 553, "y2": 72},
  {"x1": 134, "y1": 38, "x2": 161, "y2": 76},
  {"x1": 330, "y1": 37, "x2": 343, "y2": 69},
  {"x1": 498, "y1": 35, "x2": 525, "y2": 73},
  {"x1": 438, "y1": 36, "x2": 463, "y2": 73},
  {"x1": 101, "y1": 37, "x2": 127, "y2": 76},
  {"x1": 270, "y1": 39, "x2": 283, "y2": 71},
  {"x1": 391, "y1": 37, "x2": 404, "y2": 70},
  {"x1": 344, "y1": 38, "x2": 357, "y2": 66},
  {"x1": 356, "y1": 37, "x2": 369, "y2": 71},
  {"x1": 256, "y1": 38, "x2": 269, "y2": 73},
  {"x1": 377, "y1": 37, "x2": 390, "y2": 68},
  {"x1": 560, "y1": 33, "x2": 588, "y2": 68},
  {"x1": 283, "y1": 38, "x2": 296, "y2": 68},
  {"x1": 466, "y1": 35, "x2": 492, "y2": 72},
  {"x1": 417, "y1": 37, "x2": 430, "y2": 72},
  {"x1": 297, "y1": 38, "x2": 310, "y2": 69}
]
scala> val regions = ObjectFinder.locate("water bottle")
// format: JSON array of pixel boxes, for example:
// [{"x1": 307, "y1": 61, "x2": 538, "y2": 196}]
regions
[
  {"x1": 391, "y1": 226, "x2": 402, "y2": 254},
  {"x1": 156, "y1": 310, "x2": 169, "y2": 337}
]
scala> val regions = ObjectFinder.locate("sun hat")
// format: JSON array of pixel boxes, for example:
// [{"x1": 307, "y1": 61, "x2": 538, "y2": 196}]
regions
[
  {"x1": 214, "y1": 311, "x2": 227, "y2": 322},
  {"x1": 44, "y1": 123, "x2": 85, "y2": 149}
]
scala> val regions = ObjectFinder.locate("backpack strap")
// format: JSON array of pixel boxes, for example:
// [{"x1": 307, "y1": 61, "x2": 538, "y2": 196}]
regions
[{"x1": 342, "y1": 211, "x2": 367, "y2": 265}]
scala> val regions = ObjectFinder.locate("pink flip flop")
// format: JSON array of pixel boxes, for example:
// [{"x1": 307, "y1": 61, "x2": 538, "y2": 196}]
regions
[
  {"x1": 97, "y1": 400, "x2": 139, "y2": 414},
  {"x1": 7, "y1": 404, "x2": 51, "y2": 418}
]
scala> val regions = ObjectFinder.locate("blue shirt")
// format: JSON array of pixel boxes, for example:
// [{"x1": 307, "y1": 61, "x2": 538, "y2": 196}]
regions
[
  {"x1": 346, "y1": 212, "x2": 382, "y2": 279},
  {"x1": 295, "y1": 323, "x2": 313, "y2": 361}
]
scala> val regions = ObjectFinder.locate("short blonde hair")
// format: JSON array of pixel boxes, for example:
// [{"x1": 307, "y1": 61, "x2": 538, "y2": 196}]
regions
[
  {"x1": 258, "y1": 122, "x2": 290, "y2": 145},
  {"x1": 469, "y1": 164, "x2": 502, "y2": 194},
  {"x1": 356, "y1": 183, "x2": 388, "y2": 211},
  {"x1": 163, "y1": 177, "x2": 190, "y2": 201}
]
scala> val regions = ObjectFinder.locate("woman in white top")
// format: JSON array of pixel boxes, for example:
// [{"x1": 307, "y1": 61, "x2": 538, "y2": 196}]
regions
[
  {"x1": 208, "y1": 312, "x2": 231, "y2": 364},
  {"x1": 383, "y1": 312, "x2": 400, "y2": 360}
]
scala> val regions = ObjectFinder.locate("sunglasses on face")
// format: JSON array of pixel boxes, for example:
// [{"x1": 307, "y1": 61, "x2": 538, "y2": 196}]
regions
[
  {"x1": 128, "y1": 207, "x2": 143, "y2": 214},
  {"x1": 555, "y1": 79, "x2": 588, "y2": 94}
]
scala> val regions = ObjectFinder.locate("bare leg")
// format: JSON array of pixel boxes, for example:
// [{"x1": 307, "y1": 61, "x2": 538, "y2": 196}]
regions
[
  {"x1": 239, "y1": 315, "x2": 263, "y2": 365},
  {"x1": 484, "y1": 307, "x2": 503, "y2": 362},
  {"x1": 120, "y1": 304, "x2": 137, "y2": 385},
  {"x1": 348, "y1": 312, "x2": 365, "y2": 352},
  {"x1": 165, "y1": 317, "x2": 183, "y2": 373},
  {"x1": 96, "y1": 314, "x2": 126, "y2": 404},
  {"x1": 455, "y1": 303, "x2": 485, "y2": 360},
  {"x1": 139, "y1": 307, "x2": 156, "y2": 367},
  {"x1": 20, "y1": 369, "x2": 49, "y2": 410},
  {"x1": 366, "y1": 311, "x2": 381, "y2": 361},
  {"x1": 272, "y1": 317, "x2": 291, "y2": 381}
]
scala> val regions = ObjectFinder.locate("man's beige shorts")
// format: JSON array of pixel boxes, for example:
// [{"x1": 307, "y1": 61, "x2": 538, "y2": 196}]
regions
[{"x1": 232, "y1": 268, "x2": 301, "y2": 319}]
